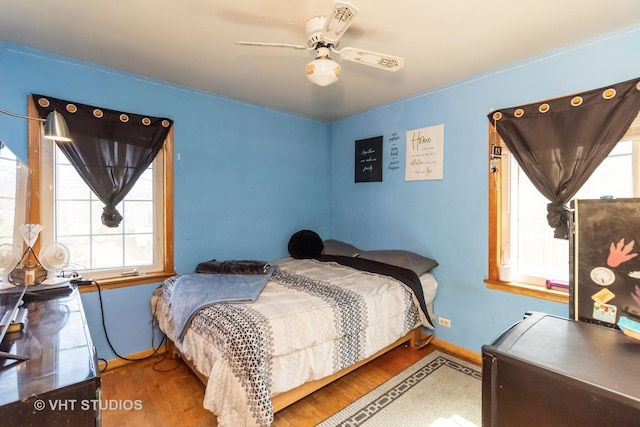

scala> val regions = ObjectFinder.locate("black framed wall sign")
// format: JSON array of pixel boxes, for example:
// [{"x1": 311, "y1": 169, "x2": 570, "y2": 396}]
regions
[{"x1": 355, "y1": 136, "x2": 383, "y2": 183}]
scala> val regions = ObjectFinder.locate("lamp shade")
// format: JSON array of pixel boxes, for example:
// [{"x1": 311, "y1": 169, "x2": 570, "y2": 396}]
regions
[
  {"x1": 306, "y1": 57, "x2": 340, "y2": 87},
  {"x1": 44, "y1": 110, "x2": 71, "y2": 141}
]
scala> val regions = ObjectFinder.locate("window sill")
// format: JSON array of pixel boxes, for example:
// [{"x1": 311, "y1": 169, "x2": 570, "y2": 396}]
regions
[
  {"x1": 77, "y1": 271, "x2": 175, "y2": 293},
  {"x1": 484, "y1": 279, "x2": 569, "y2": 304}
]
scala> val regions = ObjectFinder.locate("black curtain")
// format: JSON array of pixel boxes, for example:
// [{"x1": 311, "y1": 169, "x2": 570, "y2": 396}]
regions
[
  {"x1": 33, "y1": 95, "x2": 173, "y2": 228},
  {"x1": 489, "y1": 77, "x2": 640, "y2": 239}
]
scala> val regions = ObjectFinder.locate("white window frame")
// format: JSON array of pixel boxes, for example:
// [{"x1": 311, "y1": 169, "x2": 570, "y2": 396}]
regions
[
  {"x1": 38, "y1": 140, "x2": 165, "y2": 280},
  {"x1": 499, "y1": 140, "x2": 640, "y2": 286}
]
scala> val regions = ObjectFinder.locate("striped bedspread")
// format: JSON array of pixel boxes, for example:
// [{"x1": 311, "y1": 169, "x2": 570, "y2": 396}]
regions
[{"x1": 152, "y1": 257, "x2": 436, "y2": 427}]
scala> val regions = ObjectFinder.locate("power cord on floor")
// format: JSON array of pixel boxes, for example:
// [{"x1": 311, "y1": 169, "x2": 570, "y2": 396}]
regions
[
  {"x1": 91, "y1": 279, "x2": 180, "y2": 373},
  {"x1": 98, "y1": 357, "x2": 108, "y2": 373}
]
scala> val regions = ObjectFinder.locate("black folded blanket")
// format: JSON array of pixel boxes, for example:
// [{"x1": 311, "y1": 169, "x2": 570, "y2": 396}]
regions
[{"x1": 195, "y1": 259, "x2": 271, "y2": 275}]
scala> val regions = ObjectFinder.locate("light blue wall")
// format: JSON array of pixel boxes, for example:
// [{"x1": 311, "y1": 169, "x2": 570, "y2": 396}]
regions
[
  {"x1": 2, "y1": 23, "x2": 639, "y2": 360},
  {"x1": 0, "y1": 43, "x2": 329, "y2": 360},
  {"x1": 328, "y1": 24, "x2": 640, "y2": 352}
]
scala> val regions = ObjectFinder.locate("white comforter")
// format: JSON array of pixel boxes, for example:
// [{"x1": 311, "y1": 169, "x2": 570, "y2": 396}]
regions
[{"x1": 152, "y1": 257, "x2": 437, "y2": 427}]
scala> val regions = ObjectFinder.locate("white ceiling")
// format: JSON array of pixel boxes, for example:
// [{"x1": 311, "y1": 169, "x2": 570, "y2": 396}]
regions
[{"x1": 1, "y1": 1, "x2": 639, "y2": 121}]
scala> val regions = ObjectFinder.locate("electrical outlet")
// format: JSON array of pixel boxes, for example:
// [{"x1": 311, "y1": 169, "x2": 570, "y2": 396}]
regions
[{"x1": 438, "y1": 317, "x2": 451, "y2": 328}]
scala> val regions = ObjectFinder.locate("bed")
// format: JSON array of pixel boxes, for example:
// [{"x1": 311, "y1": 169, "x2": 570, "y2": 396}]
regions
[{"x1": 152, "y1": 239, "x2": 438, "y2": 427}]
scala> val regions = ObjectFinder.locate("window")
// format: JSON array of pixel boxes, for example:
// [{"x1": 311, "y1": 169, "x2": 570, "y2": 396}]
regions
[
  {"x1": 487, "y1": 112, "x2": 640, "y2": 301},
  {"x1": 27, "y1": 98, "x2": 174, "y2": 288},
  {"x1": 0, "y1": 146, "x2": 19, "y2": 245}
]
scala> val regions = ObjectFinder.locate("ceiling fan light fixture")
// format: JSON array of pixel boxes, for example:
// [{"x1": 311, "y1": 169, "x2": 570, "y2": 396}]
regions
[
  {"x1": 306, "y1": 47, "x2": 340, "y2": 86},
  {"x1": 238, "y1": 2, "x2": 403, "y2": 87}
]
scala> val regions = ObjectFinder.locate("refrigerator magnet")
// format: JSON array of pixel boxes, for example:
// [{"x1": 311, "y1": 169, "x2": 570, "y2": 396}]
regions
[
  {"x1": 593, "y1": 302, "x2": 617, "y2": 324},
  {"x1": 592, "y1": 288, "x2": 616, "y2": 304}
]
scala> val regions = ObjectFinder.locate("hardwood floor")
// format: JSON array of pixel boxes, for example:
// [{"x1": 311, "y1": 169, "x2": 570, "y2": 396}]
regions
[
  {"x1": 100, "y1": 353, "x2": 215, "y2": 427},
  {"x1": 100, "y1": 343, "x2": 449, "y2": 426}
]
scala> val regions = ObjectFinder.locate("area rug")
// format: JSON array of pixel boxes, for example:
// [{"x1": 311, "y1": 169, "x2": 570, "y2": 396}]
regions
[{"x1": 317, "y1": 350, "x2": 482, "y2": 427}]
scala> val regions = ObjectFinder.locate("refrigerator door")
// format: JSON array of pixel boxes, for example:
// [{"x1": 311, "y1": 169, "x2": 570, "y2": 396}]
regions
[{"x1": 570, "y1": 198, "x2": 640, "y2": 327}]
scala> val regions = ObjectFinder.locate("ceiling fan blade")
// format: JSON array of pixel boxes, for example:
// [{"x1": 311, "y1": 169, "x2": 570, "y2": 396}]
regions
[
  {"x1": 237, "y1": 41, "x2": 309, "y2": 50},
  {"x1": 337, "y1": 47, "x2": 404, "y2": 71},
  {"x1": 321, "y1": 1, "x2": 359, "y2": 45}
]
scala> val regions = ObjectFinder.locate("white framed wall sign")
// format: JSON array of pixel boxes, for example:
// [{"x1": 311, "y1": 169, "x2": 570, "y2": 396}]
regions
[{"x1": 405, "y1": 124, "x2": 444, "y2": 181}]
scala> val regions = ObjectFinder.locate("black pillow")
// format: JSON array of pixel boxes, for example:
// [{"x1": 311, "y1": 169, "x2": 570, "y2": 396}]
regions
[{"x1": 288, "y1": 230, "x2": 324, "y2": 259}]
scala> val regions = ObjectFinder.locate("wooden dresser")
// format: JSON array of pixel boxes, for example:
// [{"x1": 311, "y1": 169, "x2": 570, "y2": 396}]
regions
[{"x1": 0, "y1": 285, "x2": 101, "y2": 426}]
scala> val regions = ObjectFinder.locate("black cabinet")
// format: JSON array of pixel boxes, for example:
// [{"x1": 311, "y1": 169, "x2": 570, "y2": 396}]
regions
[
  {"x1": 482, "y1": 312, "x2": 640, "y2": 427},
  {"x1": 0, "y1": 286, "x2": 101, "y2": 426}
]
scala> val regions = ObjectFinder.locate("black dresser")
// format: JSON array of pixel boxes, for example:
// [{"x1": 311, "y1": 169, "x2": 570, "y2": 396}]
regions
[
  {"x1": 482, "y1": 312, "x2": 640, "y2": 427},
  {"x1": 0, "y1": 285, "x2": 101, "y2": 426}
]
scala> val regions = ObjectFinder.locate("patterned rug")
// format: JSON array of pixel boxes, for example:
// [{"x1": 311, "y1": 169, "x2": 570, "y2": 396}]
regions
[{"x1": 317, "y1": 350, "x2": 482, "y2": 427}]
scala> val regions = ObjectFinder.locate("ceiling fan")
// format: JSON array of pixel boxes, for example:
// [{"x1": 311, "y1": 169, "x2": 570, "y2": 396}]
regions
[{"x1": 237, "y1": 1, "x2": 404, "y2": 87}]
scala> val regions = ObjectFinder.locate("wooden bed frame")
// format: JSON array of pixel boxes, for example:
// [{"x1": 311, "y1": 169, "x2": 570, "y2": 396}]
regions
[{"x1": 167, "y1": 327, "x2": 434, "y2": 413}]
